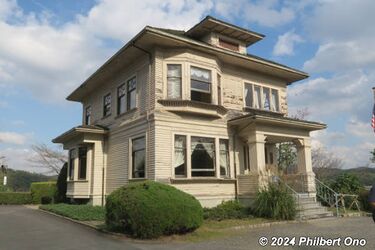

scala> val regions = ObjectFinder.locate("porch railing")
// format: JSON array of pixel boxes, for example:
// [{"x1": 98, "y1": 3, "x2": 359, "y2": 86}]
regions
[{"x1": 315, "y1": 178, "x2": 361, "y2": 217}]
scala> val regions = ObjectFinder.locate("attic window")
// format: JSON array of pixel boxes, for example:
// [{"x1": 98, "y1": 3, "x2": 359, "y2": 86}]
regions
[{"x1": 219, "y1": 38, "x2": 239, "y2": 51}]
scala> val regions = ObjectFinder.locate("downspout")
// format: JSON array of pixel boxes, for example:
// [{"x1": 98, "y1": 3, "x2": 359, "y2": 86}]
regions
[
  {"x1": 101, "y1": 139, "x2": 106, "y2": 207},
  {"x1": 132, "y1": 42, "x2": 153, "y2": 180}
]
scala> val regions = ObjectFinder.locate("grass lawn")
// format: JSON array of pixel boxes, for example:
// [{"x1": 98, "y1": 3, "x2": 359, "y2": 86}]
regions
[
  {"x1": 39, "y1": 204, "x2": 105, "y2": 221},
  {"x1": 163, "y1": 218, "x2": 272, "y2": 242},
  {"x1": 39, "y1": 204, "x2": 278, "y2": 242}
]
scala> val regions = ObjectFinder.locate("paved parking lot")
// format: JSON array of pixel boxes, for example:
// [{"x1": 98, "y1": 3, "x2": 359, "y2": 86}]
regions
[{"x1": 0, "y1": 206, "x2": 373, "y2": 250}]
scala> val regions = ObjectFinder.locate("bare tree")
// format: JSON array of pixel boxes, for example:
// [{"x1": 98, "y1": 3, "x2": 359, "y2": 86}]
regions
[
  {"x1": 29, "y1": 144, "x2": 67, "y2": 175},
  {"x1": 289, "y1": 107, "x2": 310, "y2": 120},
  {"x1": 312, "y1": 147, "x2": 343, "y2": 169}
]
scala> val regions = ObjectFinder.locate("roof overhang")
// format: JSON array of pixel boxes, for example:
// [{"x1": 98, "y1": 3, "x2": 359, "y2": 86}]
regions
[
  {"x1": 67, "y1": 26, "x2": 308, "y2": 102},
  {"x1": 228, "y1": 114, "x2": 327, "y2": 132},
  {"x1": 52, "y1": 126, "x2": 108, "y2": 144},
  {"x1": 186, "y1": 16, "x2": 265, "y2": 46}
]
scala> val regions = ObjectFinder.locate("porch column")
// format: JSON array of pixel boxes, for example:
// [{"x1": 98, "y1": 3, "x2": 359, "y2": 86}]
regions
[
  {"x1": 295, "y1": 138, "x2": 316, "y2": 194},
  {"x1": 247, "y1": 133, "x2": 268, "y2": 188}
]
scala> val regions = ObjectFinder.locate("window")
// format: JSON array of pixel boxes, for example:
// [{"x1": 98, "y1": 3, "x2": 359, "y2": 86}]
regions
[
  {"x1": 174, "y1": 135, "x2": 186, "y2": 177},
  {"x1": 191, "y1": 137, "x2": 215, "y2": 177},
  {"x1": 69, "y1": 149, "x2": 75, "y2": 180},
  {"x1": 219, "y1": 139, "x2": 229, "y2": 177},
  {"x1": 190, "y1": 66, "x2": 212, "y2": 103},
  {"x1": 103, "y1": 94, "x2": 111, "y2": 117},
  {"x1": 117, "y1": 84, "x2": 126, "y2": 115},
  {"x1": 127, "y1": 77, "x2": 136, "y2": 110},
  {"x1": 78, "y1": 147, "x2": 87, "y2": 180},
  {"x1": 254, "y1": 85, "x2": 261, "y2": 109},
  {"x1": 263, "y1": 87, "x2": 271, "y2": 110},
  {"x1": 217, "y1": 74, "x2": 222, "y2": 105},
  {"x1": 85, "y1": 106, "x2": 91, "y2": 125},
  {"x1": 271, "y1": 89, "x2": 279, "y2": 112},
  {"x1": 243, "y1": 145, "x2": 250, "y2": 171},
  {"x1": 132, "y1": 137, "x2": 145, "y2": 178},
  {"x1": 167, "y1": 64, "x2": 182, "y2": 99},
  {"x1": 244, "y1": 83, "x2": 253, "y2": 107},
  {"x1": 244, "y1": 83, "x2": 279, "y2": 112},
  {"x1": 219, "y1": 38, "x2": 239, "y2": 51}
]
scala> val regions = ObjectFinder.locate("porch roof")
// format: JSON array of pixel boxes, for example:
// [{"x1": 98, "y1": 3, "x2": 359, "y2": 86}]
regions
[
  {"x1": 228, "y1": 112, "x2": 326, "y2": 131},
  {"x1": 52, "y1": 125, "x2": 108, "y2": 144}
]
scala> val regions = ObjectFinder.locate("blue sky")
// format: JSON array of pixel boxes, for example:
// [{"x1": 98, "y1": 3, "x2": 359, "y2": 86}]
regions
[{"x1": 0, "y1": 0, "x2": 374, "y2": 172}]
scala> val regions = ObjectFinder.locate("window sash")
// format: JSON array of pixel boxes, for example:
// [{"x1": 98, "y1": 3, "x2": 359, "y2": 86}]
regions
[
  {"x1": 78, "y1": 147, "x2": 87, "y2": 180},
  {"x1": 244, "y1": 83, "x2": 279, "y2": 111},
  {"x1": 190, "y1": 66, "x2": 211, "y2": 94},
  {"x1": 174, "y1": 135, "x2": 186, "y2": 177},
  {"x1": 103, "y1": 94, "x2": 111, "y2": 116},
  {"x1": 68, "y1": 149, "x2": 75, "y2": 180},
  {"x1": 85, "y1": 106, "x2": 91, "y2": 125},
  {"x1": 167, "y1": 64, "x2": 182, "y2": 99},
  {"x1": 117, "y1": 84, "x2": 126, "y2": 115},
  {"x1": 127, "y1": 77, "x2": 136, "y2": 110},
  {"x1": 219, "y1": 139, "x2": 229, "y2": 177},
  {"x1": 132, "y1": 137, "x2": 145, "y2": 178},
  {"x1": 191, "y1": 137, "x2": 215, "y2": 177}
]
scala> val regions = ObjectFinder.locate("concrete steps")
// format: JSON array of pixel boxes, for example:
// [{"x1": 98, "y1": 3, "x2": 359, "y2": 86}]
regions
[{"x1": 295, "y1": 194, "x2": 334, "y2": 220}]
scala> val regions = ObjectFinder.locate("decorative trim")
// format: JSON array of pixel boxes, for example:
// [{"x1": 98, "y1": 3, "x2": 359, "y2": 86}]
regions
[
  {"x1": 158, "y1": 99, "x2": 227, "y2": 117},
  {"x1": 170, "y1": 178, "x2": 236, "y2": 184}
]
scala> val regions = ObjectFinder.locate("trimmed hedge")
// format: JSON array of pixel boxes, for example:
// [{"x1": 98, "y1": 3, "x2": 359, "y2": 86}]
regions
[
  {"x1": 106, "y1": 181, "x2": 203, "y2": 239},
  {"x1": 0, "y1": 192, "x2": 32, "y2": 204},
  {"x1": 203, "y1": 200, "x2": 251, "y2": 221},
  {"x1": 31, "y1": 181, "x2": 57, "y2": 204}
]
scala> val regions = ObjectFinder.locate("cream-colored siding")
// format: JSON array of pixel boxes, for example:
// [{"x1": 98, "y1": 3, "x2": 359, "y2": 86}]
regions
[
  {"x1": 172, "y1": 182, "x2": 236, "y2": 207},
  {"x1": 154, "y1": 48, "x2": 288, "y2": 115},
  {"x1": 81, "y1": 55, "x2": 150, "y2": 128}
]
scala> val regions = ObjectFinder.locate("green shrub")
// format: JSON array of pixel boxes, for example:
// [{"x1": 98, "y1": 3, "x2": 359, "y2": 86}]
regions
[
  {"x1": 254, "y1": 183, "x2": 296, "y2": 220},
  {"x1": 31, "y1": 181, "x2": 57, "y2": 204},
  {"x1": 330, "y1": 173, "x2": 363, "y2": 194},
  {"x1": 0, "y1": 192, "x2": 32, "y2": 204},
  {"x1": 55, "y1": 164, "x2": 67, "y2": 203},
  {"x1": 203, "y1": 200, "x2": 250, "y2": 221},
  {"x1": 40, "y1": 204, "x2": 105, "y2": 221},
  {"x1": 41, "y1": 196, "x2": 53, "y2": 204},
  {"x1": 105, "y1": 181, "x2": 203, "y2": 239}
]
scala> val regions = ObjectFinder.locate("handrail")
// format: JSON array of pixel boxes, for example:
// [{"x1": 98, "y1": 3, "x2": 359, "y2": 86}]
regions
[
  {"x1": 315, "y1": 178, "x2": 339, "y2": 216},
  {"x1": 271, "y1": 176, "x2": 302, "y2": 219}
]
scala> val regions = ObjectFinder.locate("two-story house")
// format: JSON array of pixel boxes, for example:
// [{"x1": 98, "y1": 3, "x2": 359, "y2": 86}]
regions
[{"x1": 53, "y1": 16, "x2": 326, "y2": 207}]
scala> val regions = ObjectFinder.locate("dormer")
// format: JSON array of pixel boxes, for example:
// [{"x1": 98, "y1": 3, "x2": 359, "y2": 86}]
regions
[{"x1": 186, "y1": 16, "x2": 265, "y2": 54}]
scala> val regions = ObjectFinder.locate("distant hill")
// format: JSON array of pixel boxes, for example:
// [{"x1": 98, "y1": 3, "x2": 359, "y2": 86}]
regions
[
  {"x1": 0, "y1": 168, "x2": 56, "y2": 192},
  {"x1": 314, "y1": 167, "x2": 375, "y2": 186}
]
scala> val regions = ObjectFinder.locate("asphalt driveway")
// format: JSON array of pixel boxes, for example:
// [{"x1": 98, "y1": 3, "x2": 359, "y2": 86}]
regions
[{"x1": 0, "y1": 206, "x2": 373, "y2": 250}]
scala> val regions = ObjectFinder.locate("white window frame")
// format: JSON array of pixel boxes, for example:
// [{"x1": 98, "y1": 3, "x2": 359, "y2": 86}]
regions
[
  {"x1": 243, "y1": 82, "x2": 280, "y2": 112},
  {"x1": 171, "y1": 132, "x2": 230, "y2": 179},
  {"x1": 128, "y1": 133, "x2": 147, "y2": 179}
]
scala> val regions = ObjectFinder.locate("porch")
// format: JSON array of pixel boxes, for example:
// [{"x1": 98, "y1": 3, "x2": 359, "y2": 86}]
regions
[{"x1": 228, "y1": 112, "x2": 326, "y2": 201}]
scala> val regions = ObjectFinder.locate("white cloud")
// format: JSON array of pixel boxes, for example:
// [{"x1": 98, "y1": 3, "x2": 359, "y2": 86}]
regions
[
  {"x1": 0, "y1": 147, "x2": 45, "y2": 172},
  {"x1": 214, "y1": 0, "x2": 295, "y2": 27},
  {"x1": 0, "y1": 0, "x2": 213, "y2": 103},
  {"x1": 273, "y1": 30, "x2": 303, "y2": 56},
  {"x1": 0, "y1": 131, "x2": 28, "y2": 145}
]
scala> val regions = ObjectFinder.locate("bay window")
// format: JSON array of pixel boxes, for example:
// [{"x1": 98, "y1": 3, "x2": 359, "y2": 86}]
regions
[
  {"x1": 173, "y1": 135, "x2": 231, "y2": 179},
  {"x1": 190, "y1": 66, "x2": 212, "y2": 103},
  {"x1": 131, "y1": 136, "x2": 145, "y2": 178},
  {"x1": 244, "y1": 83, "x2": 279, "y2": 111},
  {"x1": 167, "y1": 64, "x2": 182, "y2": 99},
  {"x1": 174, "y1": 135, "x2": 186, "y2": 177}
]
